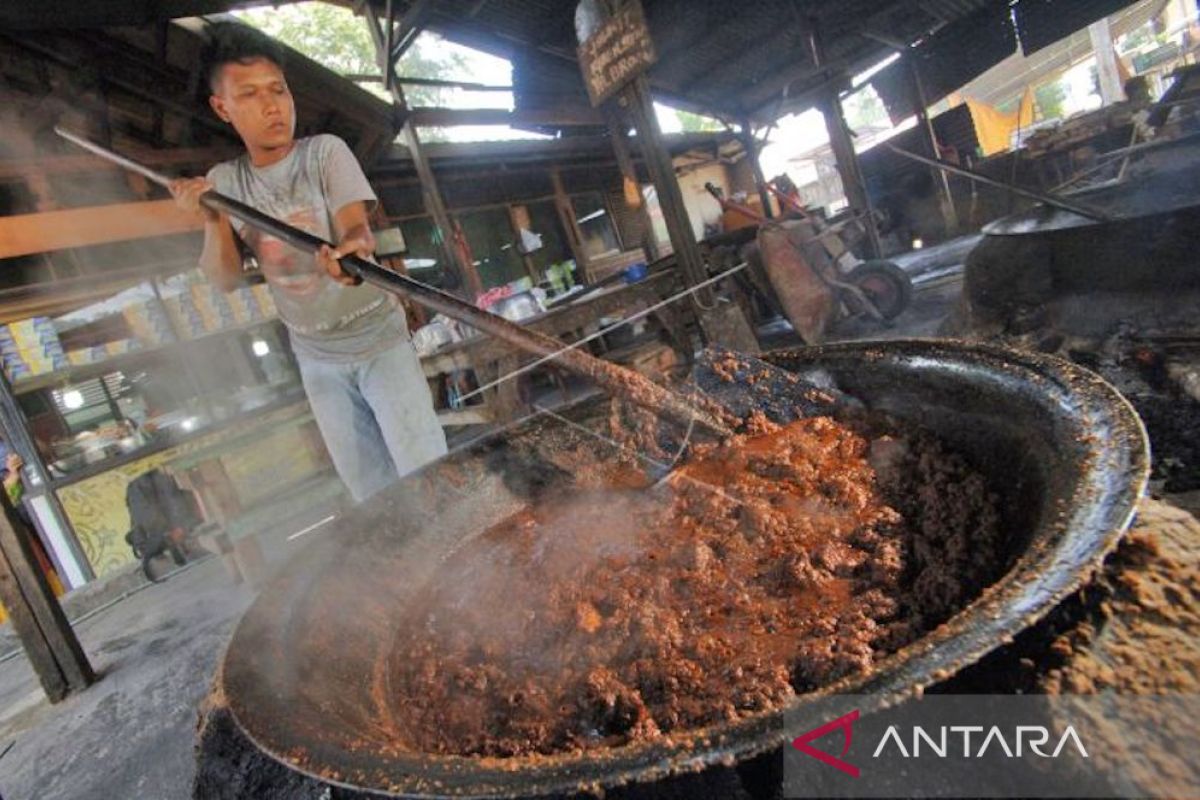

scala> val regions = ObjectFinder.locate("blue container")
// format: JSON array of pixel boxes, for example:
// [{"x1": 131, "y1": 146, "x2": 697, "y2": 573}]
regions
[{"x1": 621, "y1": 262, "x2": 648, "y2": 284}]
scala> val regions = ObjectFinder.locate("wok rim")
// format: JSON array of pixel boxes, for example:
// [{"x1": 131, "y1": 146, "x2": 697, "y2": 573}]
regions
[{"x1": 220, "y1": 338, "x2": 1150, "y2": 799}]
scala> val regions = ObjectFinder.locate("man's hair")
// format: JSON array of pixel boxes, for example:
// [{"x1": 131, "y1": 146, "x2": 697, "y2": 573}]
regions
[{"x1": 202, "y1": 22, "x2": 286, "y2": 92}]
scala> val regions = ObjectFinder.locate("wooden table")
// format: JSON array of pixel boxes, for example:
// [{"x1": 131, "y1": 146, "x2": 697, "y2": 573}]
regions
[{"x1": 419, "y1": 269, "x2": 697, "y2": 427}]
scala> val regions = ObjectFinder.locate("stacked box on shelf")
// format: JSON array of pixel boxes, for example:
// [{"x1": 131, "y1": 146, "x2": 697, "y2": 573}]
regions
[
  {"x1": 104, "y1": 339, "x2": 139, "y2": 357},
  {"x1": 1, "y1": 317, "x2": 59, "y2": 353},
  {"x1": 1, "y1": 317, "x2": 67, "y2": 381},
  {"x1": 122, "y1": 300, "x2": 176, "y2": 347},
  {"x1": 225, "y1": 286, "x2": 263, "y2": 325},
  {"x1": 190, "y1": 284, "x2": 236, "y2": 333},
  {"x1": 66, "y1": 349, "x2": 93, "y2": 367},
  {"x1": 250, "y1": 283, "x2": 277, "y2": 319},
  {"x1": 162, "y1": 294, "x2": 206, "y2": 339}
]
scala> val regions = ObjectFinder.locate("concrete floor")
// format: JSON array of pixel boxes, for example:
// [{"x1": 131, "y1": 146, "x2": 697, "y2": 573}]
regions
[
  {"x1": 0, "y1": 264, "x2": 969, "y2": 800},
  {"x1": 0, "y1": 504, "x2": 339, "y2": 800}
]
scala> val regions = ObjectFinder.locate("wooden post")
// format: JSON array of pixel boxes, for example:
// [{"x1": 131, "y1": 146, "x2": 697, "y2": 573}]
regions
[
  {"x1": 908, "y1": 57, "x2": 959, "y2": 237},
  {"x1": 0, "y1": 495, "x2": 95, "y2": 702},
  {"x1": 0, "y1": 370, "x2": 93, "y2": 587},
  {"x1": 369, "y1": 204, "x2": 427, "y2": 327},
  {"x1": 578, "y1": 0, "x2": 757, "y2": 351},
  {"x1": 619, "y1": 77, "x2": 758, "y2": 351},
  {"x1": 506, "y1": 204, "x2": 541, "y2": 282},
  {"x1": 363, "y1": 3, "x2": 483, "y2": 300},
  {"x1": 619, "y1": 77, "x2": 708, "y2": 293},
  {"x1": 739, "y1": 117, "x2": 774, "y2": 219},
  {"x1": 1089, "y1": 18, "x2": 1125, "y2": 106},
  {"x1": 604, "y1": 104, "x2": 660, "y2": 261},
  {"x1": 398, "y1": 122, "x2": 483, "y2": 299},
  {"x1": 550, "y1": 168, "x2": 593, "y2": 282},
  {"x1": 820, "y1": 88, "x2": 883, "y2": 259}
]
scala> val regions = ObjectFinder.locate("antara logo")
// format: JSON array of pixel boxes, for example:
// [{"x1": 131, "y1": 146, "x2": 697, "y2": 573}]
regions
[
  {"x1": 791, "y1": 709, "x2": 1089, "y2": 776},
  {"x1": 872, "y1": 724, "x2": 1090, "y2": 759},
  {"x1": 791, "y1": 710, "x2": 861, "y2": 777}
]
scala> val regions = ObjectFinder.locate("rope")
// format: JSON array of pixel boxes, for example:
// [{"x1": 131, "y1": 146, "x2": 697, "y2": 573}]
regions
[{"x1": 458, "y1": 262, "x2": 748, "y2": 403}]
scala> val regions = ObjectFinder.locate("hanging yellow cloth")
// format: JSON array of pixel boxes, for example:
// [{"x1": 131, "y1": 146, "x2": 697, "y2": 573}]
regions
[{"x1": 966, "y1": 87, "x2": 1035, "y2": 156}]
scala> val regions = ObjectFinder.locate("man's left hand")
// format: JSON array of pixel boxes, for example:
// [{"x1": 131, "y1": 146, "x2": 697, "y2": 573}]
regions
[{"x1": 316, "y1": 236, "x2": 371, "y2": 286}]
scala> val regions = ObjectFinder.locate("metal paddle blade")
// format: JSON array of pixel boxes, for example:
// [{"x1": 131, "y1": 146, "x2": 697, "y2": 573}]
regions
[{"x1": 692, "y1": 346, "x2": 852, "y2": 425}]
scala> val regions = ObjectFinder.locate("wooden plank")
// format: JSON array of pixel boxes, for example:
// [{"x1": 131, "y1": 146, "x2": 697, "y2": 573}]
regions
[
  {"x1": 0, "y1": 500, "x2": 95, "y2": 699},
  {"x1": 0, "y1": 535, "x2": 68, "y2": 702},
  {"x1": 389, "y1": 0, "x2": 433, "y2": 64},
  {"x1": 436, "y1": 408, "x2": 491, "y2": 427},
  {"x1": 550, "y1": 168, "x2": 592, "y2": 281},
  {"x1": 0, "y1": 146, "x2": 239, "y2": 182},
  {"x1": 408, "y1": 107, "x2": 604, "y2": 128},
  {"x1": 0, "y1": 199, "x2": 203, "y2": 259}
]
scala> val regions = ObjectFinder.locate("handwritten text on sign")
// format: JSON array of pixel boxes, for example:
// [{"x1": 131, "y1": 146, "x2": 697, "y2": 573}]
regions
[{"x1": 578, "y1": 1, "x2": 657, "y2": 107}]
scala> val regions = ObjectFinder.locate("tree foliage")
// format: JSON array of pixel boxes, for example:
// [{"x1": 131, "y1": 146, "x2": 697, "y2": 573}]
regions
[
  {"x1": 673, "y1": 109, "x2": 724, "y2": 133},
  {"x1": 234, "y1": 1, "x2": 470, "y2": 108},
  {"x1": 842, "y1": 86, "x2": 890, "y2": 131},
  {"x1": 1035, "y1": 80, "x2": 1068, "y2": 120}
]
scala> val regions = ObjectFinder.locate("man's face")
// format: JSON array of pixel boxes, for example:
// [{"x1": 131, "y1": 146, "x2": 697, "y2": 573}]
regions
[{"x1": 209, "y1": 57, "x2": 295, "y2": 152}]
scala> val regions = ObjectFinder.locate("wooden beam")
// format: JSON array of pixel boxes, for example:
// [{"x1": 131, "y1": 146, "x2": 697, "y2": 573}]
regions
[
  {"x1": 820, "y1": 90, "x2": 882, "y2": 258},
  {"x1": 389, "y1": 0, "x2": 434, "y2": 63},
  {"x1": 423, "y1": 14, "x2": 735, "y2": 121},
  {"x1": 0, "y1": 439, "x2": 95, "y2": 700},
  {"x1": 0, "y1": 200, "x2": 203, "y2": 259},
  {"x1": 408, "y1": 106, "x2": 604, "y2": 128},
  {"x1": 0, "y1": 146, "x2": 240, "y2": 183},
  {"x1": 739, "y1": 118, "x2": 774, "y2": 219},
  {"x1": 347, "y1": 75, "x2": 513, "y2": 91},
  {"x1": 0, "y1": 521, "x2": 67, "y2": 701},
  {"x1": 507, "y1": 203, "x2": 540, "y2": 282},
  {"x1": 605, "y1": 104, "x2": 659, "y2": 262},
  {"x1": 365, "y1": 1, "x2": 482, "y2": 298},
  {"x1": 622, "y1": 77, "x2": 707, "y2": 291},
  {"x1": 0, "y1": 32, "x2": 237, "y2": 144},
  {"x1": 550, "y1": 168, "x2": 591, "y2": 281}
]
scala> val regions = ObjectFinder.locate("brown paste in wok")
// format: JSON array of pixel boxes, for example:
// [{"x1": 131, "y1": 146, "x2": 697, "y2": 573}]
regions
[{"x1": 380, "y1": 414, "x2": 1002, "y2": 757}]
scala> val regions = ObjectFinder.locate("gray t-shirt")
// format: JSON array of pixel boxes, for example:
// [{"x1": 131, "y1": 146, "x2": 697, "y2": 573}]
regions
[{"x1": 207, "y1": 134, "x2": 407, "y2": 362}]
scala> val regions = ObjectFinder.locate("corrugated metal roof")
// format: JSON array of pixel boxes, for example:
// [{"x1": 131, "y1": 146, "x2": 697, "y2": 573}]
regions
[
  {"x1": 920, "y1": 0, "x2": 997, "y2": 20},
  {"x1": 411, "y1": 0, "x2": 1024, "y2": 120},
  {"x1": 0, "y1": 0, "x2": 1146, "y2": 123}
]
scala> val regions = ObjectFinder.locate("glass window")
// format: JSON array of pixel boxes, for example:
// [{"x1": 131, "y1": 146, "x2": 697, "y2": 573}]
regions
[
  {"x1": 572, "y1": 192, "x2": 621, "y2": 258},
  {"x1": 522, "y1": 200, "x2": 571, "y2": 278},
  {"x1": 398, "y1": 217, "x2": 455, "y2": 291},
  {"x1": 17, "y1": 319, "x2": 303, "y2": 478},
  {"x1": 456, "y1": 207, "x2": 527, "y2": 289}
]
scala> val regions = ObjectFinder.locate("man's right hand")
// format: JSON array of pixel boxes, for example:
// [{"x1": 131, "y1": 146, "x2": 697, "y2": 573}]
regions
[{"x1": 169, "y1": 177, "x2": 218, "y2": 221}]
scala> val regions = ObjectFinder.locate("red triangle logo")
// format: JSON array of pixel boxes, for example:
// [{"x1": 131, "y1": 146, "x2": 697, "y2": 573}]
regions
[{"x1": 791, "y1": 709, "x2": 861, "y2": 777}]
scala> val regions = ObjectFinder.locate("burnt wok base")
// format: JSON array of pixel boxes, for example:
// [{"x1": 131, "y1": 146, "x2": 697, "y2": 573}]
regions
[{"x1": 193, "y1": 704, "x2": 783, "y2": 800}]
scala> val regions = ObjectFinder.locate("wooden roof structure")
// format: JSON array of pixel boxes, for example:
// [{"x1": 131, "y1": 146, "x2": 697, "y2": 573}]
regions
[
  {"x1": 1, "y1": 0, "x2": 1144, "y2": 123},
  {"x1": 0, "y1": 0, "x2": 1144, "y2": 321}
]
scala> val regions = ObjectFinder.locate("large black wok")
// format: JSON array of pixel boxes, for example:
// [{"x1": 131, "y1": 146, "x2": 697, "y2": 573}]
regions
[{"x1": 218, "y1": 340, "x2": 1148, "y2": 798}]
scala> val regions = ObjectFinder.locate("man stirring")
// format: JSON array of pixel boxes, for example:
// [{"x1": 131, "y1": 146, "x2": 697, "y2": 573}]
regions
[{"x1": 170, "y1": 24, "x2": 447, "y2": 501}]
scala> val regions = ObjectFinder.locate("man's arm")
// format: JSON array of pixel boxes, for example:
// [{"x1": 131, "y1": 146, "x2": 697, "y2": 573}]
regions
[
  {"x1": 315, "y1": 200, "x2": 376, "y2": 287},
  {"x1": 315, "y1": 135, "x2": 379, "y2": 287},
  {"x1": 169, "y1": 177, "x2": 243, "y2": 292}
]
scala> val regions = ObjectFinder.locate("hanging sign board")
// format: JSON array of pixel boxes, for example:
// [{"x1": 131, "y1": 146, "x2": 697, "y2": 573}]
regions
[{"x1": 577, "y1": 0, "x2": 657, "y2": 107}]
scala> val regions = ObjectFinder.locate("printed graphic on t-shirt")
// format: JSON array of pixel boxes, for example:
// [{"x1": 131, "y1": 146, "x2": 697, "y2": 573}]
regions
[{"x1": 246, "y1": 207, "x2": 325, "y2": 298}]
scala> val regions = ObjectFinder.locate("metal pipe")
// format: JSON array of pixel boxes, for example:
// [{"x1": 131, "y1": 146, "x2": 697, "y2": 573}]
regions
[
  {"x1": 884, "y1": 144, "x2": 1115, "y2": 222},
  {"x1": 55, "y1": 128, "x2": 731, "y2": 438}
]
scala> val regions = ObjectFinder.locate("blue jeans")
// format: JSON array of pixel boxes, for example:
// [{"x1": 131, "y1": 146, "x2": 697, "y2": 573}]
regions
[{"x1": 296, "y1": 342, "x2": 447, "y2": 502}]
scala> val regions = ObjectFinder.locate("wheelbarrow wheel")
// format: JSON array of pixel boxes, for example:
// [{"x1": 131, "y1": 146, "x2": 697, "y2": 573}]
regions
[{"x1": 847, "y1": 260, "x2": 912, "y2": 320}]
